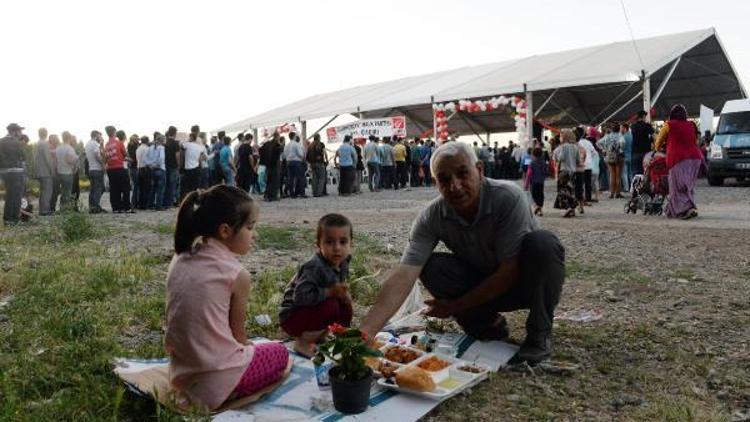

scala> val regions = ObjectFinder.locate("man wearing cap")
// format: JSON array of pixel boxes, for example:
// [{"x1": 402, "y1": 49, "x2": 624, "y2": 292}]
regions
[
  {"x1": 362, "y1": 141, "x2": 565, "y2": 364},
  {"x1": 0, "y1": 124, "x2": 28, "y2": 224}
]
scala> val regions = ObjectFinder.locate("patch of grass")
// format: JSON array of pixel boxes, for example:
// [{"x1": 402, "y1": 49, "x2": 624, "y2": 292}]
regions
[
  {"x1": 566, "y1": 259, "x2": 652, "y2": 285},
  {"x1": 56, "y1": 211, "x2": 96, "y2": 242},
  {"x1": 0, "y1": 241, "x2": 169, "y2": 420},
  {"x1": 255, "y1": 225, "x2": 313, "y2": 250},
  {"x1": 152, "y1": 222, "x2": 175, "y2": 235}
]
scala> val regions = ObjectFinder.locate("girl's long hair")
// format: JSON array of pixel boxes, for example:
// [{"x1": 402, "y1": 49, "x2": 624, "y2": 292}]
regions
[{"x1": 174, "y1": 185, "x2": 256, "y2": 254}]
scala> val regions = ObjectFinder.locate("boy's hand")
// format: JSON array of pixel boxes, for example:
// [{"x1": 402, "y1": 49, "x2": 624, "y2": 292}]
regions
[
  {"x1": 327, "y1": 283, "x2": 348, "y2": 299},
  {"x1": 340, "y1": 291, "x2": 353, "y2": 307}
]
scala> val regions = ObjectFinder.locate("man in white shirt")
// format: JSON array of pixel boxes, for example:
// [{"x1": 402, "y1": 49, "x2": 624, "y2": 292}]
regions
[
  {"x1": 148, "y1": 134, "x2": 167, "y2": 210},
  {"x1": 135, "y1": 137, "x2": 153, "y2": 209},
  {"x1": 180, "y1": 133, "x2": 207, "y2": 200},
  {"x1": 85, "y1": 130, "x2": 106, "y2": 213},
  {"x1": 56, "y1": 132, "x2": 79, "y2": 210},
  {"x1": 282, "y1": 132, "x2": 307, "y2": 198},
  {"x1": 576, "y1": 127, "x2": 598, "y2": 204}
]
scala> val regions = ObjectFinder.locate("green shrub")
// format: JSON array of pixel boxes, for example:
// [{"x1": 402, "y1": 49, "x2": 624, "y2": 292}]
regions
[{"x1": 56, "y1": 211, "x2": 95, "y2": 243}]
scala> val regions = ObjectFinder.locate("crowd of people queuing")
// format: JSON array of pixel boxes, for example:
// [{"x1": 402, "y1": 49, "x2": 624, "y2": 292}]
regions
[{"x1": 0, "y1": 104, "x2": 707, "y2": 224}]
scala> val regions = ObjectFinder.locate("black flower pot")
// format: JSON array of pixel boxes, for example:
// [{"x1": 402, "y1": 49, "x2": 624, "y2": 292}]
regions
[{"x1": 329, "y1": 366, "x2": 373, "y2": 414}]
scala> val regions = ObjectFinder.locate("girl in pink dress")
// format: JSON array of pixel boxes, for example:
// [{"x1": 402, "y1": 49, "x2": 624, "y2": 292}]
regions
[{"x1": 165, "y1": 185, "x2": 289, "y2": 411}]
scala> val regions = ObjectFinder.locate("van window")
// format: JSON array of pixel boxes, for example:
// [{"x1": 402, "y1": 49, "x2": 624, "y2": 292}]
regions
[{"x1": 717, "y1": 111, "x2": 750, "y2": 135}]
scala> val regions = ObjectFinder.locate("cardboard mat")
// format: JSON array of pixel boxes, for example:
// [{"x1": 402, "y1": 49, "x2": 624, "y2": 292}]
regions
[{"x1": 114, "y1": 355, "x2": 293, "y2": 415}]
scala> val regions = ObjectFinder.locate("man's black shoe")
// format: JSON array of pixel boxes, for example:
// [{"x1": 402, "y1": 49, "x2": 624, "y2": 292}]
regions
[{"x1": 516, "y1": 334, "x2": 552, "y2": 364}]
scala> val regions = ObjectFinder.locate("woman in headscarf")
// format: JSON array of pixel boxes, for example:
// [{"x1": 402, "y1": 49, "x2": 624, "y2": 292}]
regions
[{"x1": 654, "y1": 104, "x2": 704, "y2": 219}]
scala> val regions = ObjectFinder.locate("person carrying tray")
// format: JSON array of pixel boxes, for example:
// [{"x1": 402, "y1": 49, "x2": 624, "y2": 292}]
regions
[{"x1": 361, "y1": 141, "x2": 565, "y2": 363}]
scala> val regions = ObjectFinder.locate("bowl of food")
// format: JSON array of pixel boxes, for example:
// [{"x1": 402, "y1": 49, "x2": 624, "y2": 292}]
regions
[
  {"x1": 382, "y1": 345, "x2": 423, "y2": 365},
  {"x1": 410, "y1": 353, "x2": 458, "y2": 383}
]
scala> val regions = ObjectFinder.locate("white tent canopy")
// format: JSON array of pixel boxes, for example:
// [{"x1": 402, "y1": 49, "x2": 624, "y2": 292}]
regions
[{"x1": 219, "y1": 28, "x2": 745, "y2": 138}]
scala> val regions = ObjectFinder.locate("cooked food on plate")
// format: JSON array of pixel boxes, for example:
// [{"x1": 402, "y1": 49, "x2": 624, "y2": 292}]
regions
[
  {"x1": 384, "y1": 346, "x2": 421, "y2": 364},
  {"x1": 416, "y1": 355, "x2": 452, "y2": 372},
  {"x1": 395, "y1": 367, "x2": 436, "y2": 392},
  {"x1": 457, "y1": 365, "x2": 485, "y2": 374}
]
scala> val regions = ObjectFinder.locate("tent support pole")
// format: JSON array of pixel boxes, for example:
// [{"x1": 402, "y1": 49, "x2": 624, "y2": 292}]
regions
[
  {"x1": 642, "y1": 71, "x2": 652, "y2": 123},
  {"x1": 650, "y1": 56, "x2": 681, "y2": 108},
  {"x1": 525, "y1": 87, "x2": 534, "y2": 145},
  {"x1": 300, "y1": 120, "x2": 308, "y2": 148},
  {"x1": 534, "y1": 88, "x2": 558, "y2": 117},
  {"x1": 431, "y1": 98, "x2": 438, "y2": 141},
  {"x1": 396, "y1": 107, "x2": 431, "y2": 133},
  {"x1": 253, "y1": 128, "x2": 258, "y2": 145},
  {"x1": 486, "y1": 131, "x2": 491, "y2": 144},
  {"x1": 589, "y1": 81, "x2": 639, "y2": 123},
  {"x1": 305, "y1": 114, "x2": 339, "y2": 142},
  {"x1": 458, "y1": 113, "x2": 488, "y2": 144},
  {"x1": 599, "y1": 90, "x2": 643, "y2": 127}
]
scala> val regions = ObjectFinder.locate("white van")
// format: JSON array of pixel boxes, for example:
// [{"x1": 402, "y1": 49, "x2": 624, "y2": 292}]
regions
[{"x1": 707, "y1": 99, "x2": 750, "y2": 186}]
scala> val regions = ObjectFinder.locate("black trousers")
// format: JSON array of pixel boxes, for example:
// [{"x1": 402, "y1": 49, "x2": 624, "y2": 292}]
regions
[
  {"x1": 396, "y1": 161, "x2": 408, "y2": 188},
  {"x1": 574, "y1": 171, "x2": 585, "y2": 202},
  {"x1": 583, "y1": 169, "x2": 592, "y2": 202},
  {"x1": 180, "y1": 168, "x2": 201, "y2": 201},
  {"x1": 419, "y1": 230, "x2": 565, "y2": 340},
  {"x1": 531, "y1": 183, "x2": 545, "y2": 207},
  {"x1": 338, "y1": 166, "x2": 355, "y2": 195},
  {"x1": 410, "y1": 162, "x2": 422, "y2": 186},
  {"x1": 265, "y1": 165, "x2": 280, "y2": 200},
  {"x1": 107, "y1": 168, "x2": 131, "y2": 211},
  {"x1": 137, "y1": 168, "x2": 152, "y2": 209},
  {"x1": 380, "y1": 165, "x2": 395, "y2": 189},
  {"x1": 237, "y1": 169, "x2": 252, "y2": 193}
]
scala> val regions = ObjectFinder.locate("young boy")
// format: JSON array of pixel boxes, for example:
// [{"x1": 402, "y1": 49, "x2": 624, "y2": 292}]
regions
[
  {"x1": 525, "y1": 147, "x2": 548, "y2": 216},
  {"x1": 279, "y1": 214, "x2": 354, "y2": 357}
]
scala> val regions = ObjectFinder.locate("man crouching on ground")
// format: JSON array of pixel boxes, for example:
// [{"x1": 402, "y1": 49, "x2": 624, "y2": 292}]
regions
[{"x1": 361, "y1": 141, "x2": 565, "y2": 363}]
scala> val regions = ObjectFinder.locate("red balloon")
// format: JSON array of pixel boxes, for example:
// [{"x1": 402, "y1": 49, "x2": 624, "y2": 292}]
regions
[{"x1": 486, "y1": 104, "x2": 494, "y2": 112}]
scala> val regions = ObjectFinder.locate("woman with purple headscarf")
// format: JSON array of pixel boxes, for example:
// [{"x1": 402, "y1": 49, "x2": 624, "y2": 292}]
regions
[{"x1": 654, "y1": 104, "x2": 704, "y2": 219}]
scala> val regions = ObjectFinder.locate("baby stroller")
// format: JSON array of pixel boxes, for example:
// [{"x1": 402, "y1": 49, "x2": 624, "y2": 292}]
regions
[{"x1": 625, "y1": 153, "x2": 669, "y2": 215}]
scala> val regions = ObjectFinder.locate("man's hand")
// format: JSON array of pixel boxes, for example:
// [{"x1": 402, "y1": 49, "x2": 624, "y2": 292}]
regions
[{"x1": 424, "y1": 298, "x2": 459, "y2": 319}]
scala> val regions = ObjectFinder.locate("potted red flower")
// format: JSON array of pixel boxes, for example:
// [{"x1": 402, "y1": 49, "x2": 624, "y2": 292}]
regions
[{"x1": 313, "y1": 323, "x2": 382, "y2": 414}]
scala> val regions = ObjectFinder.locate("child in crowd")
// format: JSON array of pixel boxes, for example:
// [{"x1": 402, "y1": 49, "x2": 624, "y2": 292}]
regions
[
  {"x1": 524, "y1": 147, "x2": 548, "y2": 216},
  {"x1": 279, "y1": 214, "x2": 354, "y2": 357},
  {"x1": 165, "y1": 185, "x2": 289, "y2": 412}
]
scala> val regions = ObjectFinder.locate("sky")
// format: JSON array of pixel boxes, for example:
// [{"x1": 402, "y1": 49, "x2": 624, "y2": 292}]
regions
[{"x1": 1, "y1": 0, "x2": 748, "y2": 142}]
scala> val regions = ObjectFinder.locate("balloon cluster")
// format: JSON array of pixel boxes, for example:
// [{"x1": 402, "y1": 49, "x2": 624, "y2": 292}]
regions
[
  {"x1": 433, "y1": 95, "x2": 529, "y2": 143},
  {"x1": 434, "y1": 109, "x2": 450, "y2": 141}
]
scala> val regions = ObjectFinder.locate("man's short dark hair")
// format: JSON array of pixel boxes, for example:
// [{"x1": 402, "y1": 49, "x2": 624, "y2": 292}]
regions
[
  {"x1": 105, "y1": 126, "x2": 116, "y2": 136},
  {"x1": 91, "y1": 130, "x2": 101, "y2": 139},
  {"x1": 637, "y1": 110, "x2": 647, "y2": 118},
  {"x1": 316, "y1": 213, "x2": 353, "y2": 244},
  {"x1": 167, "y1": 126, "x2": 177, "y2": 137},
  {"x1": 190, "y1": 125, "x2": 200, "y2": 134}
]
